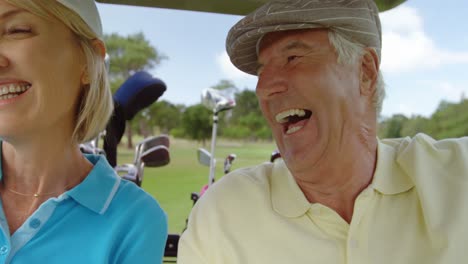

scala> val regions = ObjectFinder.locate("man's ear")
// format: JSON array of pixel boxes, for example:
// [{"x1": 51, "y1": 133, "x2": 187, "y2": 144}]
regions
[{"x1": 360, "y1": 48, "x2": 379, "y2": 96}]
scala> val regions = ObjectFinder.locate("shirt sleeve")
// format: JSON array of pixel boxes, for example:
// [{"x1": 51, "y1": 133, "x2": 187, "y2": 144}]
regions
[
  {"x1": 177, "y1": 201, "x2": 210, "y2": 264},
  {"x1": 113, "y1": 197, "x2": 168, "y2": 264}
]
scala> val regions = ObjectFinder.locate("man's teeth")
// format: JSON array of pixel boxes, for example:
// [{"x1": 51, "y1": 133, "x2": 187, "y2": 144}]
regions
[
  {"x1": 286, "y1": 125, "x2": 303, "y2": 134},
  {"x1": 0, "y1": 84, "x2": 31, "y2": 97},
  {"x1": 275, "y1": 109, "x2": 306, "y2": 123}
]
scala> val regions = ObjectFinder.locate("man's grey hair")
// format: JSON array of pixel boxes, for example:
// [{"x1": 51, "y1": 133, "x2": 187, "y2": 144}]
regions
[
  {"x1": 328, "y1": 30, "x2": 385, "y2": 118},
  {"x1": 328, "y1": 30, "x2": 385, "y2": 117}
]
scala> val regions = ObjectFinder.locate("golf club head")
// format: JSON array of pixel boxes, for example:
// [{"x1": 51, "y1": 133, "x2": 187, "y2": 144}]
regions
[
  {"x1": 79, "y1": 143, "x2": 95, "y2": 155},
  {"x1": 201, "y1": 88, "x2": 236, "y2": 114},
  {"x1": 79, "y1": 140, "x2": 106, "y2": 156},
  {"x1": 134, "y1": 135, "x2": 170, "y2": 164},
  {"x1": 223, "y1": 153, "x2": 237, "y2": 174},
  {"x1": 140, "y1": 135, "x2": 170, "y2": 151},
  {"x1": 270, "y1": 150, "x2": 282, "y2": 163},
  {"x1": 115, "y1": 164, "x2": 140, "y2": 185},
  {"x1": 197, "y1": 148, "x2": 212, "y2": 167},
  {"x1": 140, "y1": 145, "x2": 170, "y2": 167}
]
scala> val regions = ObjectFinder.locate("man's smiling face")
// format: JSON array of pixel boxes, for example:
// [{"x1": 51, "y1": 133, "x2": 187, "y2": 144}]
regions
[{"x1": 256, "y1": 29, "x2": 366, "y2": 176}]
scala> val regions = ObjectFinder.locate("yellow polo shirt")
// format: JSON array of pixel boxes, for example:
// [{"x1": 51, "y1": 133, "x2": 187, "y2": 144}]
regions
[{"x1": 178, "y1": 134, "x2": 468, "y2": 264}]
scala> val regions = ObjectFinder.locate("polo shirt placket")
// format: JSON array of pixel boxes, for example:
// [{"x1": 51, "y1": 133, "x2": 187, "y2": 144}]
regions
[{"x1": 0, "y1": 148, "x2": 121, "y2": 264}]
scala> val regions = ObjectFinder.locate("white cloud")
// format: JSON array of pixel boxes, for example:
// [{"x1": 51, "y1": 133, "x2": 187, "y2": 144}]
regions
[
  {"x1": 380, "y1": 6, "x2": 468, "y2": 73},
  {"x1": 438, "y1": 82, "x2": 466, "y2": 101},
  {"x1": 422, "y1": 80, "x2": 468, "y2": 102},
  {"x1": 216, "y1": 51, "x2": 257, "y2": 81},
  {"x1": 396, "y1": 103, "x2": 417, "y2": 117}
]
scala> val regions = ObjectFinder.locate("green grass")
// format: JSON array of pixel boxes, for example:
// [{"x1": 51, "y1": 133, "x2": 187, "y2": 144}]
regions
[{"x1": 118, "y1": 137, "x2": 276, "y2": 233}]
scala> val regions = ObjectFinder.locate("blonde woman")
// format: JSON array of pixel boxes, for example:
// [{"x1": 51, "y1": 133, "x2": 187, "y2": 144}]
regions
[{"x1": 0, "y1": 0, "x2": 167, "y2": 263}]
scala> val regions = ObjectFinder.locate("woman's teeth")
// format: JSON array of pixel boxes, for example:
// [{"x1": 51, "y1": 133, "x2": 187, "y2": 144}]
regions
[{"x1": 0, "y1": 83, "x2": 31, "y2": 100}]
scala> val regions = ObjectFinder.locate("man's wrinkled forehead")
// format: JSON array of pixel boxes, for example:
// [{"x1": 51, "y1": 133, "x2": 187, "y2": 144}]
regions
[{"x1": 257, "y1": 29, "x2": 329, "y2": 57}]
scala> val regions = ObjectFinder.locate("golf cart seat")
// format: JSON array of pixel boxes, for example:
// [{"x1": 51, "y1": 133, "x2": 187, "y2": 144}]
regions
[{"x1": 165, "y1": 234, "x2": 180, "y2": 257}]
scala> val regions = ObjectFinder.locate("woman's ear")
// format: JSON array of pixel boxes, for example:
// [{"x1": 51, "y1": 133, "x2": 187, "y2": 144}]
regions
[
  {"x1": 92, "y1": 39, "x2": 106, "y2": 59},
  {"x1": 360, "y1": 48, "x2": 379, "y2": 96},
  {"x1": 81, "y1": 69, "x2": 90, "y2": 86},
  {"x1": 80, "y1": 39, "x2": 106, "y2": 86}
]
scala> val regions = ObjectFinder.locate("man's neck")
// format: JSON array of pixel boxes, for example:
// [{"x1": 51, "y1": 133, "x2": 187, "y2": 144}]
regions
[{"x1": 294, "y1": 135, "x2": 378, "y2": 223}]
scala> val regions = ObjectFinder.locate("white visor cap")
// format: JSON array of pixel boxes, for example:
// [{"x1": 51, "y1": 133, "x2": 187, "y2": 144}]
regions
[{"x1": 57, "y1": 0, "x2": 103, "y2": 38}]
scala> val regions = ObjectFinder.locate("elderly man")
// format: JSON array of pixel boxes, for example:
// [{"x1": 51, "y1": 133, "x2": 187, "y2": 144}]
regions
[{"x1": 178, "y1": 0, "x2": 468, "y2": 263}]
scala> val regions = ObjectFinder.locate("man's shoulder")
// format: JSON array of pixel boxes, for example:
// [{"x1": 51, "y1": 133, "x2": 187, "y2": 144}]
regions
[
  {"x1": 379, "y1": 133, "x2": 468, "y2": 192},
  {"x1": 381, "y1": 133, "x2": 468, "y2": 160},
  {"x1": 205, "y1": 162, "x2": 275, "y2": 197},
  {"x1": 192, "y1": 162, "x2": 278, "y2": 216}
]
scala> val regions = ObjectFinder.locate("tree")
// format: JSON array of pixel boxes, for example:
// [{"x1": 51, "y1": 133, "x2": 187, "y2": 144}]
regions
[
  {"x1": 400, "y1": 115, "x2": 429, "y2": 137},
  {"x1": 378, "y1": 114, "x2": 408, "y2": 138},
  {"x1": 224, "y1": 89, "x2": 271, "y2": 140},
  {"x1": 231, "y1": 90, "x2": 261, "y2": 121},
  {"x1": 105, "y1": 32, "x2": 167, "y2": 81},
  {"x1": 181, "y1": 104, "x2": 212, "y2": 145},
  {"x1": 104, "y1": 32, "x2": 167, "y2": 147},
  {"x1": 149, "y1": 100, "x2": 183, "y2": 134},
  {"x1": 428, "y1": 99, "x2": 468, "y2": 139}
]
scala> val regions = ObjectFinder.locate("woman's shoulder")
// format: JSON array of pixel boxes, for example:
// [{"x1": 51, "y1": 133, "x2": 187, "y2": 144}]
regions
[
  {"x1": 111, "y1": 179, "x2": 166, "y2": 221},
  {"x1": 101, "y1": 179, "x2": 168, "y2": 263}
]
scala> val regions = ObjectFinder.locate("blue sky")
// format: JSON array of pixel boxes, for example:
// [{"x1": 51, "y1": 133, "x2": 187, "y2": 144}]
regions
[{"x1": 96, "y1": 0, "x2": 468, "y2": 118}]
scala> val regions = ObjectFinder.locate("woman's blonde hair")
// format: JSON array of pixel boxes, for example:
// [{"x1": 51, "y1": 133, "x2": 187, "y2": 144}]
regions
[
  {"x1": 6, "y1": 0, "x2": 113, "y2": 143},
  {"x1": 328, "y1": 30, "x2": 385, "y2": 117}
]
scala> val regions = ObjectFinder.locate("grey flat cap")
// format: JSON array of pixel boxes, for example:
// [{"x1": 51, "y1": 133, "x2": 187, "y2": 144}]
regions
[{"x1": 226, "y1": 0, "x2": 382, "y2": 75}]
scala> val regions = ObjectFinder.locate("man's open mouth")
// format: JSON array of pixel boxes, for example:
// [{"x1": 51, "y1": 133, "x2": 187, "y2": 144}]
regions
[
  {"x1": 0, "y1": 83, "x2": 31, "y2": 100},
  {"x1": 275, "y1": 108, "x2": 312, "y2": 134}
]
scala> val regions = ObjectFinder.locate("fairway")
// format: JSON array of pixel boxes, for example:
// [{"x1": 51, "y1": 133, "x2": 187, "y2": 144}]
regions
[{"x1": 118, "y1": 137, "x2": 277, "y2": 233}]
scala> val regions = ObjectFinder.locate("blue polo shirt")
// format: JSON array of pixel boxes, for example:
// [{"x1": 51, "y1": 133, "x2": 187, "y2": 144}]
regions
[{"x1": 0, "y1": 149, "x2": 168, "y2": 263}]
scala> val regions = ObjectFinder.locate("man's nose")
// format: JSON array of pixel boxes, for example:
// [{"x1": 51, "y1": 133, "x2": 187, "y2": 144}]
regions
[{"x1": 256, "y1": 65, "x2": 289, "y2": 100}]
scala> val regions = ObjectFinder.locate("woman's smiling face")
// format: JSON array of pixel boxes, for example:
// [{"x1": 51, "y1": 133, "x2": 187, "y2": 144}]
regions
[{"x1": 0, "y1": 0, "x2": 87, "y2": 141}]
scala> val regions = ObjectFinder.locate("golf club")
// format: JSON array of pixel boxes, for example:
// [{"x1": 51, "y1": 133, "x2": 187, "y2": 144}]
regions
[{"x1": 200, "y1": 88, "x2": 236, "y2": 187}]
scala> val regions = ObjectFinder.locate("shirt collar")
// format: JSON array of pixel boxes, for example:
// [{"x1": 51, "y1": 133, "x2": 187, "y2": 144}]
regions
[
  {"x1": 270, "y1": 159, "x2": 310, "y2": 218},
  {"x1": 67, "y1": 154, "x2": 121, "y2": 215},
  {"x1": 372, "y1": 138, "x2": 415, "y2": 195},
  {"x1": 269, "y1": 139, "x2": 415, "y2": 218},
  {"x1": 0, "y1": 141, "x2": 120, "y2": 215}
]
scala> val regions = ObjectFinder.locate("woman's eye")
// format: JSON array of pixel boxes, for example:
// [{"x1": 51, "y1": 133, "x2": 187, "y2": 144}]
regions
[
  {"x1": 6, "y1": 27, "x2": 31, "y2": 35},
  {"x1": 287, "y1": 55, "x2": 300, "y2": 63}
]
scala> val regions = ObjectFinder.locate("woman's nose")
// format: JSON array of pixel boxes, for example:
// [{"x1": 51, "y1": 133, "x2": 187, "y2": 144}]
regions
[{"x1": 0, "y1": 53, "x2": 10, "y2": 68}]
